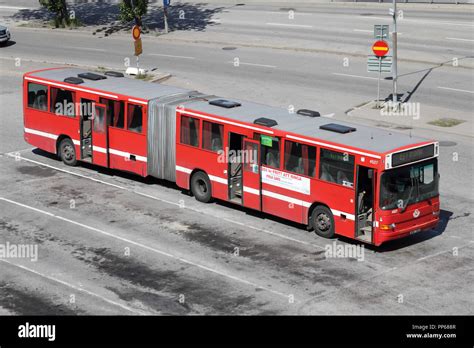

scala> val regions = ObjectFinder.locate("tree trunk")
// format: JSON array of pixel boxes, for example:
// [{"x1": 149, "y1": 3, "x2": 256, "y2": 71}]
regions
[{"x1": 60, "y1": 0, "x2": 70, "y2": 26}]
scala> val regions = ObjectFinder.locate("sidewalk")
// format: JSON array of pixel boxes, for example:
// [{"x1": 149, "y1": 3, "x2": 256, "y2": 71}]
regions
[{"x1": 347, "y1": 100, "x2": 474, "y2": 137}]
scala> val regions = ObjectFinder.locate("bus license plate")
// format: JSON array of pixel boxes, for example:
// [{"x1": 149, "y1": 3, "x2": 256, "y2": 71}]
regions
[{"x1": 410, "y1": 229, "x2": 421, "y2": 235}]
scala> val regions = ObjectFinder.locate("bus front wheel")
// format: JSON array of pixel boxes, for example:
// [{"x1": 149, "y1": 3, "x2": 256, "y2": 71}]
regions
[
  {"x1": 59, "y1": 138, "x2": 77, "y2": 166},
  {"x1": 310, "y1": 206, "x2": 335, "y2": 239},
  {"x1": 191, "y1": 171, "x2": 212, "y2": 203}
]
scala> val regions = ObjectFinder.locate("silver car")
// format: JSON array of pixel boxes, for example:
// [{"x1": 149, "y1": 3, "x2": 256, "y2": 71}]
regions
[{"x1": 0, "y1": 25, "x2": 11, "y2": 44}]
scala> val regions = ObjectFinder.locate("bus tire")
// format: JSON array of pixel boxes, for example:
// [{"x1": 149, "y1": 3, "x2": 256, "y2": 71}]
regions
[
  {"x1": 190, "y1": 171, "x2": 212, "y2": 203},
  {"x1": 59, "y1": 138, "x2": 77, "y2": 166},
  {"x1": 310, "y1": 205, "x2": 335, "y2": 239}
]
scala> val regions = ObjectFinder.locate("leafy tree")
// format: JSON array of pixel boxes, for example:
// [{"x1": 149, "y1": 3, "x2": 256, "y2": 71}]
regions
[
  {"x1": 119, "y1": 0, "x2": 149, "y2": 26},
  {"x1": 39, "y1": 0, "x2": 70, "y2": 28}
]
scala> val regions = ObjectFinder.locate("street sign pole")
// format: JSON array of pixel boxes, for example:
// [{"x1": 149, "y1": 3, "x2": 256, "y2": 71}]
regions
[
  {"x1": 377, "y1": 57, "x2": 382, "y2": 108},
  {"x1": 163, "y1": 0, "x2": 169, "y2": 34},
  {"x1": 392, "y1": 0, "x2": 398, "y2": 107}
]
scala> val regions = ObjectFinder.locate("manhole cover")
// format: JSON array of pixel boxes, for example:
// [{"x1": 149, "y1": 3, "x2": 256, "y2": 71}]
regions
[
  {"x1": 222, "y1": 47, "x2": 237, "y2": 50},
  {"x1": 439, "y1": 141, "x2": 457, "y2": 147}
]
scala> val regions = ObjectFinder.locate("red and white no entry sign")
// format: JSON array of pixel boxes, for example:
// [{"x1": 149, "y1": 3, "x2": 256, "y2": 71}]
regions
[
  {"x1": 372, "y1": 40, "x2": 389, "y2": 57},
  {"x1": 132, "y1": 25, "x2": 141, "y2": 41}
]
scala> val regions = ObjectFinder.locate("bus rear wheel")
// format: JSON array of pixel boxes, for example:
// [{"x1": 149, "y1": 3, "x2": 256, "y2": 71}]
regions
[
  {"x1": 191, "y1": 171, "x2": 212, "y2": 203},
  {"x1": 59, "y1": 138, "x2": 77, "y2": 166},
  {"x1": 310, "y1": 205, "x2": 335, "y2": 239}
]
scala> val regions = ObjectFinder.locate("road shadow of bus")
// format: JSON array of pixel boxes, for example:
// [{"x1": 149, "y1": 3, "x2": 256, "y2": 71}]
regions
[{"x1": 33, "y1": 148, "x2": 452, "y2": 251}]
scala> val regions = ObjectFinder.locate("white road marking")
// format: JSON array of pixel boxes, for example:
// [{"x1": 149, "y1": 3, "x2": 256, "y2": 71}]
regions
[
  {"x1": 0, "y1": 258, "x2": 144, "y2": 315},
  {"x1": 266, "y1": 22, "x2": 313, "y2": 29},
  {"x1": 0, "y1": 196, "x2": 292, "y2": 300},
  {"x1": 4, "y1": 153, "x2": 324, "y2": 252},
  {"x1": 265, "y1": 11, "x2": 312, "y2": 16},
  {"x1": 63, "y1": 46, "x2": 106, "y2": 52},
  {"x1": 0, "y1": 5, "x2": 32, "y2": 10},
  {"x1": 228, "y1": 61, "x2": 277, "y2": 68},
  {"x1": 332, "y1": 72, "x2": 378, "y2": 81},
  {"x1": 358, "y1": 16, "x2": 474, "y2": 27},
  {"x1": 354, "y1": 29, "x2": 402, "y2": 35},
  {"x1": 148, "y1": 53, "x2": 195, "y2": 60},
  {"x1": 438, "y1": 86, "x2": 474, "y2": 94},
  {"x1": 445, "y1": 37, "x2": 474, "y2": 42}
]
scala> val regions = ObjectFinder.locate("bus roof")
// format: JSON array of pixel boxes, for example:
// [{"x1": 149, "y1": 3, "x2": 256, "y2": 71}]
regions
[
  {"x1": 27, "y1": 67, "x2": 432, "y2": 155},
  {"x1": 183, "y1": 98, "x2": 429, "y2": 154},
  {"x1": 27, "y1": 67, "x2": 189, "y2": 100}
]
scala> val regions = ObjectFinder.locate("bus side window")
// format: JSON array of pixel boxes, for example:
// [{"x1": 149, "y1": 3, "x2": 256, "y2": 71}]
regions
[
  {"x1": 180, "y1": 115, "x2": 199, "y2": 147},
  {"x1": 261, "y1": 136, "x2": 280, "y2": 169},
  {"x1": 202, "y1": 121, "x2": 223, "y2": 152},
  {"x1": 284, "y1": 140, "x2": 316, "y2": 177},
  {"x1": 50, "y1": 87, "x2": 76, "y2": 117},
  {"x1": 27, "y1": 82, "x2": 48, "y2": 111},
  {"x1": 319, "y1": 148, "x2": 355, "y2": 187},
  {"x1": 127, "y1": 103, "x2": 143, "y2": 133},
  {"x1": 100, "y1": 98, "x2": 124, "y2": 129}
]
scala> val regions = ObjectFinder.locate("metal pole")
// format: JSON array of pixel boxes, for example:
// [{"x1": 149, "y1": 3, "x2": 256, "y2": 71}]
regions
[
  {"x1": 164, "y1": 5, "x2": 169, "y2": 33},
  {"x1": 377, "y1": 57, "x2": 381, "y2": 108},
  {"x1": 137, "y1": 55, "x2": 140, "y2": 76},
  {"x1": 392, "y1": 0, "x2": 398, "y2": 107}
]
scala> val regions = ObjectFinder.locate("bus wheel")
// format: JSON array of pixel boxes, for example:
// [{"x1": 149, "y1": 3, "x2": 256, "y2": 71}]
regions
[
  {"x1": 191, "y1": 171, "x2": 212, "y2": 203},
  {"x1": 59, "y1": 138, "x2": 77, "y2": 166},
  {"x1": 310, "y1": 206, "x2": 335, "y2": 239}
]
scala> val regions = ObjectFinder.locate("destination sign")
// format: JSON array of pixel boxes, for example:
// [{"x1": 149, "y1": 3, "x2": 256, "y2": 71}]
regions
[{"x1": 391, "y1": 144, "x2": 435, "y2": 167}]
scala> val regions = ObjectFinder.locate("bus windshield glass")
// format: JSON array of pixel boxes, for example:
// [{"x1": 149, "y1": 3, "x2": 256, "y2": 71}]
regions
[{"x1": 380, "y1": 158, "x2": 438, "y2": 210}]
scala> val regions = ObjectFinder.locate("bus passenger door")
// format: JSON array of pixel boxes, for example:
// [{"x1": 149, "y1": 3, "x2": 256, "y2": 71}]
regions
[
  {"x1": 92, "y1": 103, "x2": 108, "y2": 167},
  {"x1": 355, "y1": 166, "x2": 375, "y2": 243},
  {"x1": 242, "y1": 138, "x2": 261, "y2": 211}
]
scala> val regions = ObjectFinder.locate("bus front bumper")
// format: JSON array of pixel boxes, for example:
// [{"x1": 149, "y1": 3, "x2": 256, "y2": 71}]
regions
[{"x1": 375, "y1": 217, "x2": 439, "y2": 246}]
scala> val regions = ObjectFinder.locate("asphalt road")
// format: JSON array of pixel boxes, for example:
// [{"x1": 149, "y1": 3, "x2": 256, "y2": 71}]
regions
[{"x1": 0, "y1": 2, "x2": 473, "y2": 315}]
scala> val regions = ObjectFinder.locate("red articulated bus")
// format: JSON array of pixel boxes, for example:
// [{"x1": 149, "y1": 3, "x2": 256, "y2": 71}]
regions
[{"x1": 23, "y1": 67, "x2": 440, "y2": 246}]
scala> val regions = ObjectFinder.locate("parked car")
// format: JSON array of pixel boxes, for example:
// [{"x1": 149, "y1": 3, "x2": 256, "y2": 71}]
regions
[{"x1": 0, "y1": 25, "x2": 11, "y2": 44}]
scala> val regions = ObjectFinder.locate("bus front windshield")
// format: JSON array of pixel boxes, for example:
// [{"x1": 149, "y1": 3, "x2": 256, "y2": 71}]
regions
[{"x1": 380, "y1": 158, "x2": 439, "y2": 210}]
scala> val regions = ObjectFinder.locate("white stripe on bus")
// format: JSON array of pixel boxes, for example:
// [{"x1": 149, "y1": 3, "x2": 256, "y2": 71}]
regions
[
  {"x1": 208, "y1": 174, "x2": 227, "y2": 185},
  {"x1": 128, "y1": 98, "x2": 148, "y2": 105},
  {"x1": 243, "y1": 186, "x2": 260, "y2": 195},
  {"x1": 24, "y1": 127, "x2": 59, "y2": 140},
  {"x1": 176, "y1": 165, "x2": 192, "y2": 174},
  {"x1": 176, "y1": 165, "x2": 354, "y2": 221},
  {"x1": 286, "y1": 134, "x2": 381, "y2": 159},
  {"x1": 177, "y1": 109, "x2": 274, "y2": 135},
  {"x1": 25, "y1": 128, "x2": 146, "y2": 163},
  {"x1": 25, "y1": 76, "x2": 119, "y2": 99}
]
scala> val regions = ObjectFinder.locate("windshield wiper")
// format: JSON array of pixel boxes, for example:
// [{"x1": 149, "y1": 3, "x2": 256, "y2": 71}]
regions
[{"x1": 400, "y1": 176, "x2": 415, "y2": 213}]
